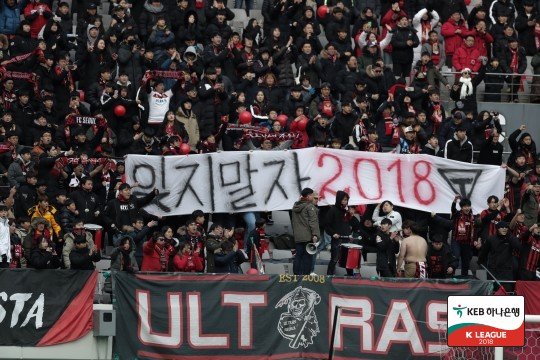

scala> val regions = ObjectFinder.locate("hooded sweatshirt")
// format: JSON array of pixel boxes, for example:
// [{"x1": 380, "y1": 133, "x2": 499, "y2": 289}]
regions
[
  {"x1": 324, "y1": 190, "x2": 352, "y2": 237},
  {"x1": 86, "y1": 24, "x2": 98, "y2": 48}
]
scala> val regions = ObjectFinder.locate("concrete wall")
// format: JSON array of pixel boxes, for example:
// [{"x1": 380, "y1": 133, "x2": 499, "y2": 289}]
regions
[{"x1": 0, "y1": 305, "x2": 113, "y2": 360}]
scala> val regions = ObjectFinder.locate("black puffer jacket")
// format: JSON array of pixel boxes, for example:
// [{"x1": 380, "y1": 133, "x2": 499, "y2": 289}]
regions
[
  {"x1": 118, "y1": 42, "x2": 144, "y2": 85},
  {"x1": 478, "y1": 233, "x2": 520, "y2": 280},
  {"x1": 331, "y1": 110, "x2": 358, "y2": 145},
  {"x1": 138, "y1": 0, "x2": 169, "y2": 40},
  {"x1": 69, "y1": 246, "x2": 101, "y2": 270},
  {"x1": 335, "y1": 66, "x2": 361, "y2": 97},
  {"x1": 514, "y1": 8, "x2": 538, "y2": 55},
  {"x1": 30, "y1": 248, "x2": 61, "y2": 269},
  {"x1": 390, "y1": 25, "x2": 419, "y2": 61},
  {"x1": 444, "y1": 134, "x2": 474, "y2": 163},
  {"x1": 103, "y1": 192, "x2": 157, "y2": 231},
  {"x1": 196, "y1": 78, "x2": 228, "y2": 139}
]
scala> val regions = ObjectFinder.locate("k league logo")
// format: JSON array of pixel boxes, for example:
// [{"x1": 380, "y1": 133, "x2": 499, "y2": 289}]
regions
[{"x1": 275, "y1": 287, "x2": 321, "y2": 349}]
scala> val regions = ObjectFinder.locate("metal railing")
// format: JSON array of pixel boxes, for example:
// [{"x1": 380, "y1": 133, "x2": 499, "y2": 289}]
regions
[{"x1": 436, "y1": 70, "x2": 539, "y2": 104}]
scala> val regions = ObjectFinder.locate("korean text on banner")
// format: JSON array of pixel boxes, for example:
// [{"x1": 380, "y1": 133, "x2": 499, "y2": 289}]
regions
[{"x1": 125, "y1": 148, "x2": 505, "y2": 216}]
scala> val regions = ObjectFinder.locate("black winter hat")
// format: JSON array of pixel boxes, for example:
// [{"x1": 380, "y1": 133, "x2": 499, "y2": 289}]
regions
[{"x1": 301, "y1": 188, "x2": 314, "y2": 197}]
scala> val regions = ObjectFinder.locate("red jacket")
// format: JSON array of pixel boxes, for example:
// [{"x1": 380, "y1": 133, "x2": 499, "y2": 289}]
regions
[
  {"x1": 469, "y1": 29, "x2": 494, "y2": 58},
  {"x1": 441, "y1": 19, "x2": 470, "y2": 56},
  {"x1": 23, "y1": 3, "x2": 52, "y2": 38},
  {"x1": 452, "y1": 44, "x2": 482, "y2": 72},
  {"x1": 141, "y1": 241, "x2": 174, "y2": 272},
  {"x1": 173, "y1": 252, "x2": 204, "y2": 272}
]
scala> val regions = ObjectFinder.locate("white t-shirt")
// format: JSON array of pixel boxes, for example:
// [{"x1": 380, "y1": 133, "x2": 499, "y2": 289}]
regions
[{"x1": 148, "y1": 89, "x2": 173, "y2": 124}]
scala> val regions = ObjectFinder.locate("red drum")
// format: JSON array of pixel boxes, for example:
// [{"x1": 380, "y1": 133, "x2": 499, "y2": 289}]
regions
[
  {"x1": 84, "y1": 224, "x2": 103, "y2": 250},
  {"x1": 339, "y1": 243, "x2": 362, "y2": 269}
]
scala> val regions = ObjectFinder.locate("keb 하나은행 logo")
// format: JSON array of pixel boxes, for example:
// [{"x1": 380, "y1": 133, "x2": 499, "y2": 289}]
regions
[
  {"x1": 453, "y1": 305, "x2": 467, "y2": 318},
  {"x1": 447, "y1": 296, "x2": 525, "y2": 347}
]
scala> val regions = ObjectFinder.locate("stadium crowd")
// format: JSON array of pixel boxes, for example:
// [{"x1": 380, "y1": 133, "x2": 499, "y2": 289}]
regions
[{"x1": 0, "y1": 0, "x2": 537, "y2": 283}]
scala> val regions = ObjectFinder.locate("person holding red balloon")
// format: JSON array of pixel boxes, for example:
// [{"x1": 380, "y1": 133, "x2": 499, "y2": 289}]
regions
[
  {"x1": 308, "y1": 82, "x2": 338, "y2": 119},
  {"x1": 289, "y1": 105, "x2": 309, "y2": 149},
  {"x1": 175, "y1": 99, "x2": 200, "y2": 153},
  {"x1": 160, "y1": 136, "x2": 181, "y2": 156}
]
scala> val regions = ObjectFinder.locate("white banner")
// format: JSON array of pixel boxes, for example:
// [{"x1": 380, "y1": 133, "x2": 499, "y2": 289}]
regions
[{"x1": 125, "y1": 148, "x2": 505, "y2": 216}]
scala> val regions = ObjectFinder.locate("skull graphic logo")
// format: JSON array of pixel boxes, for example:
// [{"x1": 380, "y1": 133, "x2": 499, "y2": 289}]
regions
[{"x1": 275, "y1": 287, "x2": 321, "y2": 349}]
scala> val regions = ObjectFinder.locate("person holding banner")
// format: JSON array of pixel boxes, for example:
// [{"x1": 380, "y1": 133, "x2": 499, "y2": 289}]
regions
[
  {"x1": 291, "y1": 188, "x2": 320, "y2": 275},
  {"x1": 480, "y1": 195, "x2": 509, "y2": 239},
  {"x1": 443, "y1": 126, "x2": 474, "y2": 163},
  {"x1": 103, "y1": 183, "x2": 159, "y2": 235},
  {"x1": 372, "y1": 200, "x2": 402, "y2": 233},
  {"x1": 450, "y1": 196, "x2": 477, "y2": 277}
]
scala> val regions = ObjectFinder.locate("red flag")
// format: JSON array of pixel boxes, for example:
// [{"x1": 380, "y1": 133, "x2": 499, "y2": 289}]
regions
[{"x1": 494, "y1": 286, "x2": 507, "y2": 296}]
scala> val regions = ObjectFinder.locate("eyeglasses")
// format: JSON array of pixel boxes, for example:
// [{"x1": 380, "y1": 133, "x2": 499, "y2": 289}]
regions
[{"x1": 157, "y1": 238, "x2": 165, "y2": 242}]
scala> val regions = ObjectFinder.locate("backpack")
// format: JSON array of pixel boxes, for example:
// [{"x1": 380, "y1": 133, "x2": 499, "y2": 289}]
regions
[{"x1": 271, "y1": 234, "x2": 295, "y2": 250}]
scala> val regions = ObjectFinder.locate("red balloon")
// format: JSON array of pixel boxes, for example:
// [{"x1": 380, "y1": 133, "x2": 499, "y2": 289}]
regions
[
  {"x1": 276, "y1": 114, "x2": 288, "y2": 127},
  {"x1": 246, "y1": 268, "x2": 259, "y2": 275},
  {"x1": 297, "y1": 118, "x2": 308, "y2": 131},
  {"x1": 317, "y1": 5, "x2": 329, "y2": 18},
  {"x1": 238, "y1": 111, "x2": 253, "y2": 124},
  {"x1": 180, "y1": 143, "x2": 191, "y2": 155},
  {"x1": 114, "y1": 105, "x2": 126, "y2": 117}
]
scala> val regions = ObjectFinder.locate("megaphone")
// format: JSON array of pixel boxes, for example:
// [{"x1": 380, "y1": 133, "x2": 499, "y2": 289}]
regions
[{"x1": 306, "y1": 241, "x2": 320, "y2": 255}]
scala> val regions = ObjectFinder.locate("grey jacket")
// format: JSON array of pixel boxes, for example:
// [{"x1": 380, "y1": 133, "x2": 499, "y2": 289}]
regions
[{"x1": 291, "y1": 200, "x2": 320, "y2": 244}]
